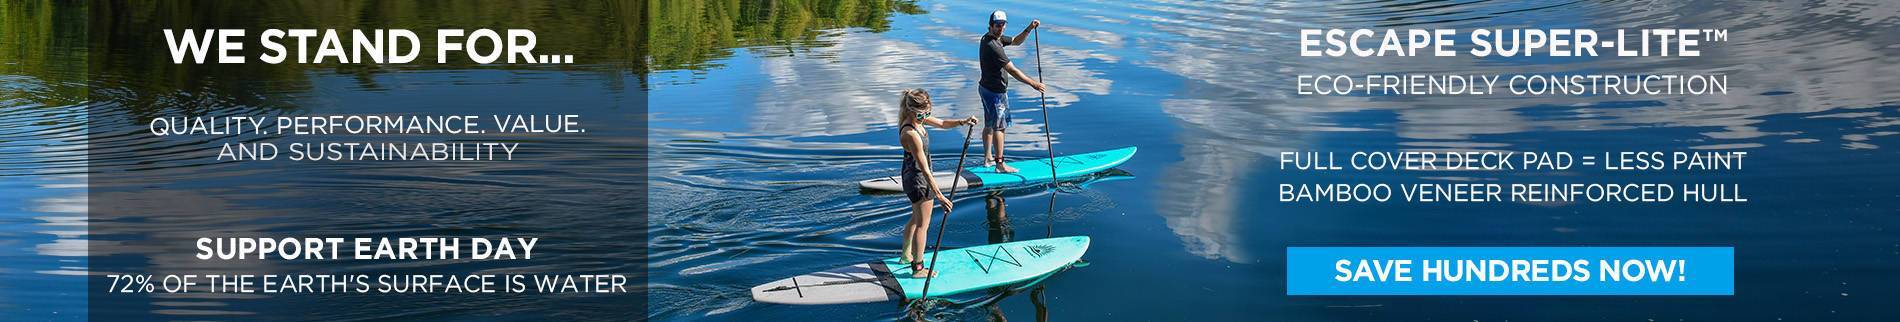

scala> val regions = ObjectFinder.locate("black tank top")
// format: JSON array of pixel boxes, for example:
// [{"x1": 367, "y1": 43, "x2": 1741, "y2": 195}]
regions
[{"x1": 900, "y1": 124, "x2": 929, "y2": 178}]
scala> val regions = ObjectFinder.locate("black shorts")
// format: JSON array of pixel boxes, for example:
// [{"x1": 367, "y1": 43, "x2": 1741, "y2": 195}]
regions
[{"x1": 901, "y1": 172, "x2": 929, "y2": 203}]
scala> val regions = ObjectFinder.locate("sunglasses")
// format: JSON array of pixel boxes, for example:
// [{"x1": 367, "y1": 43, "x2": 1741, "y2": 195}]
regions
[{"x1": 991, "y1": 21, "x2": 1006, "y2": 26}]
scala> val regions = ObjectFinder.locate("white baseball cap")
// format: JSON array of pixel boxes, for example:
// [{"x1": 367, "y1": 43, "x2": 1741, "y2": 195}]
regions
[{"x1": 989, "y1": 10, "x2": 1007, "y2": 24}]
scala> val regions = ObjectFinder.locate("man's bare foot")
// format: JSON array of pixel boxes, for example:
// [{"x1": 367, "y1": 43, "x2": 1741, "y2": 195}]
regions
[{"x1": 995, "y1": 162, "x2": 1019, "y2": 173}]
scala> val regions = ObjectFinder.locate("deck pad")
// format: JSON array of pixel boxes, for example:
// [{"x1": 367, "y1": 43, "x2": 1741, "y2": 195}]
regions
[{"x1": 750, "y1": 236, "x2": 1091, "y2": 305}]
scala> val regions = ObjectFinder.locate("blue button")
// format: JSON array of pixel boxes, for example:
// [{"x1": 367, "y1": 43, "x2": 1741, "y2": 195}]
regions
[{"x1": 1287, "y1": 247, "x2": 1733, "y2": 295}]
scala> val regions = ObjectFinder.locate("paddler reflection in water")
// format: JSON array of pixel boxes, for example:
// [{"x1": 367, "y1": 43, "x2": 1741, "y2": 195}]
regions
[
  {"x1": 897, "y1": 88, "x2": 979, "y2": 278},
  {"x1": 980, "y1": 190, "x2": 1051, "y2": 322}
]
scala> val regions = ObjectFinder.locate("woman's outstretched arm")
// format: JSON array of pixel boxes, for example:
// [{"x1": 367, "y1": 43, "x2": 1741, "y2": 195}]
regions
[{"x1": 922, "y1": 116, "x2": 978, "y2": 129}]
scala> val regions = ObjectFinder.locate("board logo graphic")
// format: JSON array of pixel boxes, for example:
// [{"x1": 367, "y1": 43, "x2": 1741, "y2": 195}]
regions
[
  {"x1": 966, "y1": 245, "x2": 1023, "y2": 274},
  {"x1": 1024, "y1": 245, "x2": 1055, "y2": 258}
]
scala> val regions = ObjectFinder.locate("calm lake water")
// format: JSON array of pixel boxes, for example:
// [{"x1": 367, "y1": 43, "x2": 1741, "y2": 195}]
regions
[
  {"x1": 644, "y1": 0, "x2": 1899, "y2": 321},
  {"x1": 4, "y1": 1, "x2": 644, "y2": 320},
  {"x1": 4, "y1": 0, "x2": 1900, "y2": 321}
]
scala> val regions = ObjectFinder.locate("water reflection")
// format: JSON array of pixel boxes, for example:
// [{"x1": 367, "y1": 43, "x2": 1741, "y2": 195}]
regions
[
  {"x1": 2, "y1": 2, "x2": 93, "y2": 316},
  {"x1": 2, "y1": 0, "x2": 1892, "y2": 320},
  {"x1": 642, "y1": 0, "x2": 1900, "y2": 319},
  {"x1": 976, "y1": 190, "x2": 1051, "y2": 322},
  {"x1": 1125, "y1": 0, "x2": 1900, "y2": 263},
  {"x1": 649, "y1": 3, "x2": 1121, "y2": 158},
  {"x1": 4, "y1": 0, "x2": 643, "y2": 320},
  {"x1": 646, "y1": 0, "x2": 926, "y2": 71}
]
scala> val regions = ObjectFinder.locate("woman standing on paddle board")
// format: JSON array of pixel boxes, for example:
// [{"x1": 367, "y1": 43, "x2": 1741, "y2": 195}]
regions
[{"x1": 897, "y1": 88, "x2": 977, "y2": 278}]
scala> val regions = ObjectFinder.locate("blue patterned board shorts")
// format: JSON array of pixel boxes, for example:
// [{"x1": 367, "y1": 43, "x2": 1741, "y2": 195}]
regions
[{"x1": 979, "y1": 87, "x2": 1010, "y2": 132}]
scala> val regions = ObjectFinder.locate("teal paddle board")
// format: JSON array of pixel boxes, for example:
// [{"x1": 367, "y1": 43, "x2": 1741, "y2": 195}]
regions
[
  {"x1": 860, "y1": 147, "x2": 1136, "y2": 192},
  {"x1": 750, "y1": 236, "x2": 1090, "y2": 305}
]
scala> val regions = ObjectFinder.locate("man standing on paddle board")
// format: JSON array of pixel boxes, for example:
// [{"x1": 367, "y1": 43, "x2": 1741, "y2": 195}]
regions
[{"x1": 979, "y1": 10, "x2": 1047, "y2": 173}]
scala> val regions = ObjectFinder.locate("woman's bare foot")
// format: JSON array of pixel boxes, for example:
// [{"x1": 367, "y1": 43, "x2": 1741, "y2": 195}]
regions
[{"x1": 911, "y1": 267, "x2": 937, "y2": 278}]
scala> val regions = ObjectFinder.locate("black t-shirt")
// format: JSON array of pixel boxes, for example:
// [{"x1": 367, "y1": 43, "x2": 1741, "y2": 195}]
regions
[{"x1": 979, "y1": 34, "x2": 1011, "y2": 93}]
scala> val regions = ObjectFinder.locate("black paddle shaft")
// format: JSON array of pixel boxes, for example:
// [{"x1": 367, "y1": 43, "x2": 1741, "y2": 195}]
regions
[{"x1": 1035, "y1": 27, "x2": 1059, "y2": 238}]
